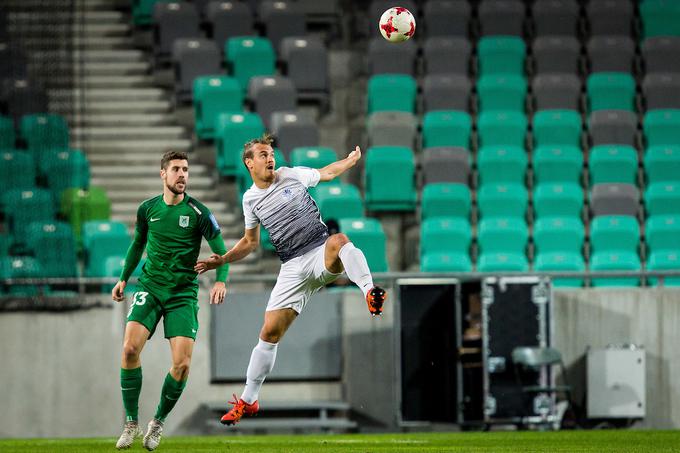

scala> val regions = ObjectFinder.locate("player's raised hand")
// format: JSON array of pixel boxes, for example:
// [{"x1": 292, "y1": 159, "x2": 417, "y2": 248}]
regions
[
  {"x1": 112, "y1": 281, "x2": 126, "y2": 302},
  {"x1": 347, "y1": 146, "x2": 362, "y2": 164},
  {"x1": 194, "y1": 253, "x2": 225, "y2": 274},
  {"x1": 210, "y1": 281, "x2": 227, "y2": 305}
]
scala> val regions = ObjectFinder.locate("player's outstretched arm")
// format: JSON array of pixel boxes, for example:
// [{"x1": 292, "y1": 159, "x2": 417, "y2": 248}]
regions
[
  {"x1": 112, "y1": 216, "x2": 148, "y2": 302},
  {"x1": 318, "y1": 146, "x2": 362, "y2": 182},
  {"x1": 194, "y1": 226, "x2": 260, "y2": 274}
]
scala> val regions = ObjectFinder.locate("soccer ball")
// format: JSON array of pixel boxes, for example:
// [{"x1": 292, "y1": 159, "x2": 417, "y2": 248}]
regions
[{"x1": 379, "y1": 7, "x2": 416, "y2": 43}]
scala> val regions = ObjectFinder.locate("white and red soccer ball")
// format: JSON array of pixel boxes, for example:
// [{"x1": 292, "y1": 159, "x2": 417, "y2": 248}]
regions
[{"x1": 379, "y1": 6, "x2": 416, "y2": 43}]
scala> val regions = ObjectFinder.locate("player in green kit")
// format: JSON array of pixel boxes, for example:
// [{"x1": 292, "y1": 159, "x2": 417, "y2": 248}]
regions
[{"x1": 111, "y1": 150, "x2": 229, "y2": 451}]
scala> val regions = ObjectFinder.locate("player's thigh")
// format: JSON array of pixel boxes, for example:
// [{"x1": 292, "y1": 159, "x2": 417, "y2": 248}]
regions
[
  {"x1": 123, "y1": 321, "x2": 151, "y2": 354},
  {"x1": 260, "y1": 308, "x2": 298, "y2": 343},
  {"x1": 163, "y1": 289, "x2": 200, "y2": 340},
  {"x1": 126, "y1": 287, "x2": 163, "y2": 340},
  {"x1": 266, "y1": 260, "x2": 309, "y2": 313},
  {"x1": 314, "y1": 242, "x2": 342, "y2": 286}
]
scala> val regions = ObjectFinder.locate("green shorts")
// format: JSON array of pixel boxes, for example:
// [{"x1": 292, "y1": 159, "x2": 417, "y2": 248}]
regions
[{"x1": 127, "y1": 283, "x2": 199, "y2": 340}]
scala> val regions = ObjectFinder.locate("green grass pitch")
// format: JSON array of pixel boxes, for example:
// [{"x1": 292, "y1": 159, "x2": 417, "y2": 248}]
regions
[{"x1": 2, "y1": 431, "x2": 679, "y2": 452}]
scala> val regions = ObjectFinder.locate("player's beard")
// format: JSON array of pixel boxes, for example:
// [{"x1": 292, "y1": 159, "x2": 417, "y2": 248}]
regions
[{"x1": 167, "y1": 179, "x2": 186, "y2": 195}]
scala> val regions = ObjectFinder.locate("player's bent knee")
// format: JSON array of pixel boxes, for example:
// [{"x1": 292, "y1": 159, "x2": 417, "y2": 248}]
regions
[
  {"x1": 329, "y1": 233, "x2": 350, "y2": 252},
  {"x1": 122, "y1": 342, "x2": 141, "y2": 362}
]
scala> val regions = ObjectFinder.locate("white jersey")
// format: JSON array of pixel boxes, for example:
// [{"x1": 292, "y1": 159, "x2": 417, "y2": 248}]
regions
[{"x1": 242, "y1": 167, "x2": 329, "y2": 262}]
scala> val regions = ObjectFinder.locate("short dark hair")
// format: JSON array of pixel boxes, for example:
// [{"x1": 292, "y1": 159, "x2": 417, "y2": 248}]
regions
[
  {"x1": 161, "y1": 150, "x2": 188, "y2": 169},
  {"x1": 242, "y1": 133, "x2": 274, "y2": 169}
]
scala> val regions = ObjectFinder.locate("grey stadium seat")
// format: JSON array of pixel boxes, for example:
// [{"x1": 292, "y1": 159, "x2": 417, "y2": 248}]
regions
[
  {"x1": 532, "y1": 74, "x2": 581, "y2": 111},
  {"x1": 367, "y1": 38, "x2": 417, "y2": 76},
  {"x1": 423, "y1": 37, "x2": 471, "y2": 76},
  {"x1": 532, "y1": 0, "x2": 580, "y2": 38},
  {"x1": 588, "y1": 110, "x2": 638, "y2": 147},
  {"x1": 423, "y1": 74, "x2": 472, "y2": 112},
  {"x1": 206, "y1": 1, "x2": 255, "y2": 47},
  {"x1": 6, "y1": 79, "x2": 48, "y2": 126},
  {"x1": 586, "y1": 0, "x2": 634, "y2": 37},
  {"x1": 172, "y1": 38, "x2": 222, "y2": 103},
  {"x1": 248, "y1": 76, "x2": 297, "y2": 129},
  {"x1": 367, "y1": 111, "x2": 418, "y2": 148},
  {"x1": 259, "y1": 1, "x2": 306, "y2": 51},
  {"x1": 643, "y1": 74, "x2": 680, "y2": 111},
  {"x1": 642, "y1": 37, "x2": 680, "y2": 74},
  {"x1": 479, "y1": 0, "x2": 525, "y2": 37},
  {"x1": 422, "y1": 147, "x2": 471, "y2": 185},
  {"x1": 424, "y1": 0, "x2": 470, "y2": 37},
  {"x1": 280, "y1": 37, "x2": 328, "y2": 92},
  {"x1": 153, "y1": 2, "x2": 201, "y2": 61},
  {"x1": 587, "y1": 36, "x2": 635, "y2": 73},
  {"x1": 532, "y1": 36, "x2": 581, "y2": 75},
  {"x1": 590, "y1": 183, "x2": 640, "y2": 217},
  {"x1": 271, "y1": 111, "x2": 319, "y2": 159}
]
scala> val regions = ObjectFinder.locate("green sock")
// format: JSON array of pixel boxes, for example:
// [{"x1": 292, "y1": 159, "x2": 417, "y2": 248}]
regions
[
  {"x1": 154, "y1": 373, "x2": 187, "y2": 423},
  {"x1": 120, "y1": 367, "x2": 142, "y2": 423}
]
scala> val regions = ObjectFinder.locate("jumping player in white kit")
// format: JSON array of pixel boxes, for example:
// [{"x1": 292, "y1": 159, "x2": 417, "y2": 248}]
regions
[{"x1": 194, "y1": 134, "x2": 386, "y2": 425}]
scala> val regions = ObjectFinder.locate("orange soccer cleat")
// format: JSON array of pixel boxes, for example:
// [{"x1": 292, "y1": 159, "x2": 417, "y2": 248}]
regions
[
  {"x1": 220, "y1": 394, "x2": 259, "y2": 425},
  {"x1": 366, "y1": 286, "x2": 387, "y2": 316}
]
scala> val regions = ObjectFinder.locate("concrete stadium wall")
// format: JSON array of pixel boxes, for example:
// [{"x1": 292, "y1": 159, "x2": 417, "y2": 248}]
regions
[{"x1": 2, "y1": 286, "x2": 680, "y2": 438}]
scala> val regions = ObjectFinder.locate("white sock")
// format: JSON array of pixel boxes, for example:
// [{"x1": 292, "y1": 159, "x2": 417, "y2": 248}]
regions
[
  {"x1": 338, "y1": 242, "x2": 374, "y2": 298},
  {"x1": 240, "y1": 338, "x2": 278, "y2": 404}
]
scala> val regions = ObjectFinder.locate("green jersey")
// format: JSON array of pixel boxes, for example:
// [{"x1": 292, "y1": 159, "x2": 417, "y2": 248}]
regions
[{"x1": 121, "y1": 194, "x2": 222, "y2": 291}]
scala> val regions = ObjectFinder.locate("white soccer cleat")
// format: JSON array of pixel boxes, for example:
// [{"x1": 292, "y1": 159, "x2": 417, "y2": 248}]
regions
[
  {"x1": 115, "y1": 421, "x2": 142, "y2": 449},
  {"x1": 142, "y1": 418, "x2": 164, "y2": 451}
]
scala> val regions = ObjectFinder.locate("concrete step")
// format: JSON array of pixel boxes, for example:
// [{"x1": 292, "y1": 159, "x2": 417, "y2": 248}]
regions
[
  {"x1": 9, "y1": 11, "x2": 125, "y2": 23},
  {"x1": 106, "y1": 189, "x2": 217, "y2": 203},
  {"x1": 66, "y1": 112, "x2": 177, "y2": 127},
  {"x1": 76, "y1": 61, "x2": 150, "y2": 76},
  {"x1": 91, "y1": 176, "x2": 214, "y2": 190},
  {"x1": 35, "y1": 49, "x2": 146, "y2": 62},
  {"x1": 86, "y1": 152, "x2": 170, "y2": 166},
  {"x1": 72, "y1": 126, "x2": 186, "y2": 140},
  {"x1": 69, "y1": 75, "x2": 155, "y2": 88},
  {"x1": 21, "y1": 36, "x2": 135, "y2": 50},
  {"x1": 51, "y1": 88, "x2": 165, "y2": 101},
  {"x1": 73, "y1": 139, "x2": 192, "y2": 153},
  {"x1": 53, "y1": 99, "x2": 171, "y2": 115},
  {"x1": 9, "y1": 23, "x2": 130, "y2": 36},
  {"x1": 91, "y1": 164, "x2": 210, "y2": 178}
]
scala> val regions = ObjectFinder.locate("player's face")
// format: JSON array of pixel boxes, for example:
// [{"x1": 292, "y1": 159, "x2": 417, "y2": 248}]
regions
[
  {"x1": 247, "y1": 144, "x2": 276, "y2": 182},
  {"x1": 161, "y1": 159, "x2": 189, "y2": 195}
]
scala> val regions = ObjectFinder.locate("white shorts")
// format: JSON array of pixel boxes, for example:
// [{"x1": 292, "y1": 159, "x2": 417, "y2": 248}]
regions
[{"x1": 266, "y1": 242, "x2": 342, "y2": 313}]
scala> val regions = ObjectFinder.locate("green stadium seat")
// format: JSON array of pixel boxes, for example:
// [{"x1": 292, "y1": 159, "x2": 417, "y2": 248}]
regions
[
  {"x1": 60, "y1": 187, "x2": 111, "y2": 242},
  {"x1": 314, "y1": 183, "x2": 364, "y2": 222},
  {"x1": 421, "y1": 252, "x2": 472, "y2": 272},
  {"x1": 193, "y1": 76, "x2": 243, "y2": 140},
  {"x1": 364, "y1": 146, "x2": 416, "y2": 211},
  {"x1": 422, "y1": 111, "x2": 472, "y2": 148},
  {"x1": 477, "y1": 75, "x2": 527, "y2": 112},
  {"x1": 290, "y1": 146, "x2": 337, "y2": 168},
  {"x1": 533, "y1": 145, "x2": 583, "y2": 185},
  {"x1": 645, "y1": 145, "x2": 680, "y2": 184},
  {"x1": 589, "y1": 145, "x2": 638, "y2": 185},
  {"x1": 646, "y1": 215, "x2": 680, "y2": 254},
  {"x1": 591, "y1": 215, "x2": 640, "y2": 254},
  {"x1": 477, "y1": 36, "x2": 526, "y2": 77},
  {"x1": 2, "y1": 188, "x2": 55, "y2": 249},
  {"x1": 477, "y1": 183, "x2": 528, "y2": 220},
  {"x1": 590, "y1": 251, "x2": 641, "y2": 287},
  {"x1": 477, "y1": 111, "x2": 527, "y2": 147},
  {"x1": 421, "y1": 183, "x2": 471, "y2": 221},
  {"x1": 0, "y1": 256, "x2": 46, "y2": 296},
  {"x1": 640, "y1": 0, "x2": 680, "y2": 37},
  {"x1": 0, "y1": 116, "x2": 16, "y2": 150},
  {"x1": 420, "y1": 217, "x2": 471, "y2": 259},
  {"x1": 215, "y1": 112, "x2": 265, "y2": 176},
  {"x1": 532, "y1": 110, "x2": 583, "y2": 148},
  {"x1": 478, "y1": 252, "x2": 529, "y2": 272},
  {"x1": 82, "y1": 221, "x2": 131, "y2": 277},
  {"x1": 534, "y1": 183, "x2": 583, "y2": 219},
  {"x1": 132, "y1": 0, "x2": 169, "y2": 25},
  {"x1": 534, "y1": 217, "x2": 585, "y2": 255},
  {"x1": 477, "y1": 217, "x2": 528, "y2": 255},
  {"x1": 477, "y1": 145, "x2": 527, "y2": 185},
  {"x1": 645, "y1": 182, "x2": 680, "y2": 216},
  {"x1": 20, "y1": 113, "x2": 69, "y2": 153},
  {"x1": 44, "y1": 150, "x2": 90, "y2": 201},
  {"x1": 534, "y1": 252, "x2": 585, "y2": 287},
  {"x1": 647, "y1": 250, "x2": 680, "y2": 286},
  {"x1": 587, "y1": 73, "x2": 636, "y2": 112},
  {"x1": 103, "y1": 256, "x2": 145, "y2": 293},
  {"x1": 235, "y1": 147, "x2": 287, "y2": 201},
  {"x1": 226, "y1": 37, "x2": 276, "y2": 91},
  {"x1": 0, "y1": 234, "x2": 10, "y2": 257},
  {"x1": 260, "y1": 226, "x2": 276, "y2": 252},
  {"x1": 643, "y1": 109, "x2": 680, "y2": 147},
  {"x1": 367, "y1": 74, "x2": 417, "y2": 114},
  {"x1": 339, "y1": 218, "x2": 388, "y2": 272},
  {"x1": 0, "y1": 151, "x2": 35, "y2": 194},
  {"x1": 25, "y1": 221, "x2": 78, "y2": 278}
]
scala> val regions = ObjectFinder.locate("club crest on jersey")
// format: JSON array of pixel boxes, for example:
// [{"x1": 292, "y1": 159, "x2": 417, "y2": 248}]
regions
[
  {"x1": 281, "y1": 188, "x2": 294, "y2": 201},
  {"x1": 179, "y1": 215, "x2": 190, "y2": 228}
]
